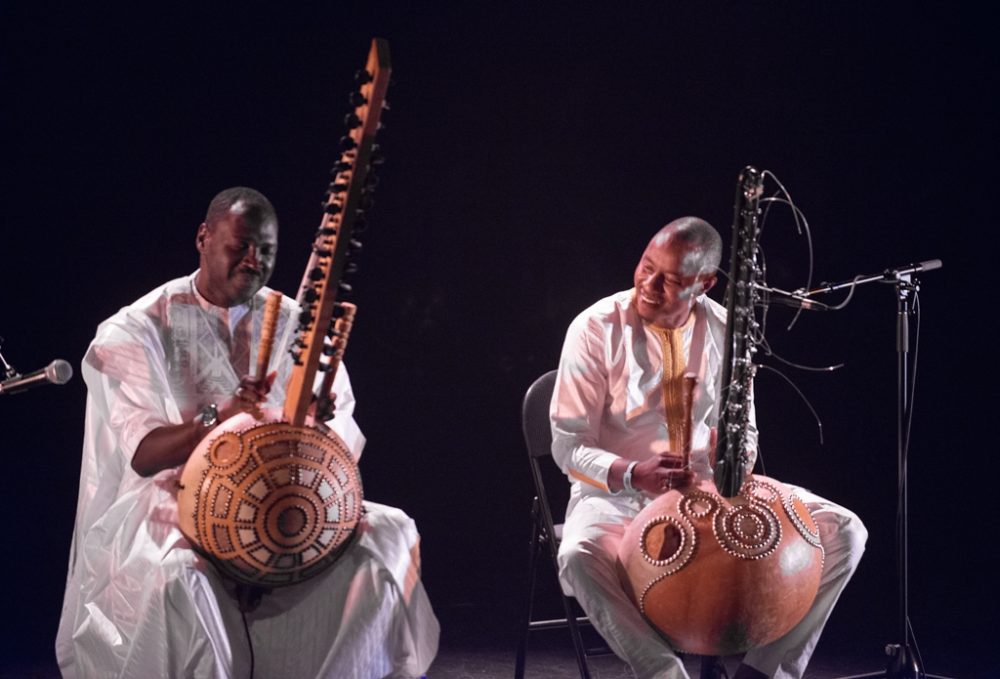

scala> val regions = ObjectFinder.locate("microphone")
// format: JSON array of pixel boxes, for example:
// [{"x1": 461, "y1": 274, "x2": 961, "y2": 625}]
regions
[
  {"x1": 752, "y1": 283, "x2": 830, "y2": 311},
  {"x1": 765, "y1": 295, "x2": 830, "y2": 311},
  {"x1": 884, "y1": 259, "x2": 943, "y2": 279},
  {"x1": 0, "y1": 359, "x2": 74, "y2": 396}
]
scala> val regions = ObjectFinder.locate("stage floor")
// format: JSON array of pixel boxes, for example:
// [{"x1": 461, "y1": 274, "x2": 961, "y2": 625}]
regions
[
  {"x1": 0, "y1": 642, "x2": 973, "y2": 679},
  {"x1": 427, "y1": 601, "x2": 975, "y2": 679},
  {"x1": 432, "y1": 627, "x2": 970, "y2": 679},
  {"x1": 3, "y1": 602, "x2": 976, "y2": 679}
]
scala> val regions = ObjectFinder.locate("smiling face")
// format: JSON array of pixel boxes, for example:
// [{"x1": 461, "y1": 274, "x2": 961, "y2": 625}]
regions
[
  {"x1": 194, "y1": 205, "x2": 278, "y2": 307},
  {"x1": 633, "y1": 224, "x2": 718, "y2": 328}
]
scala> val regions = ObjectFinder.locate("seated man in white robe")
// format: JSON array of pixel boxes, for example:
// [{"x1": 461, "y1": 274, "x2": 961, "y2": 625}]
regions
[
  {"x1": 551, "y1": 217, "x2": 867, "y2": 679},
  {"x1": 57, "y1": 187, "x2": 439, "y2": 679}
]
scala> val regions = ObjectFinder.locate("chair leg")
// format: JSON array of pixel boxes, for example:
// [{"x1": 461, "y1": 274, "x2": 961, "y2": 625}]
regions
[
  {"x1": 515, "y1": 501, "x2": 543, "y2": 679},
  {"x1": 699, "y1": 655, "x2": 729, "y2": 679},
  {"x1": 517, "y1": 497, "x2": 593, "y2": 679},
  {"x1": 560, "y1": 593, "x2": 592, "y2": 679}
]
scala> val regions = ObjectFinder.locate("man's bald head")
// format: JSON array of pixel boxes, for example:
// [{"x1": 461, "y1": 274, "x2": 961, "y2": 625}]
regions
[
  {"x1": 633, "y1": 217, "x2": 721, "y2": 328},
  {"x1": 646, "y1": 216, "x2": 723, "y2": 278}
]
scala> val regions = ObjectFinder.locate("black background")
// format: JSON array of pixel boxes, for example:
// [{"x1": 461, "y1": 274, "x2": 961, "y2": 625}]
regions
[{"x1": 1, "y1": 2, "x2": 994, "y2": 675}]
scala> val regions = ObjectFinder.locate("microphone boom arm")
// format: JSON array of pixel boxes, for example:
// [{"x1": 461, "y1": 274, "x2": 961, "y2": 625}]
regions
[{"x1": 797, "y1": 259, "x2": 943, "y2": 298}]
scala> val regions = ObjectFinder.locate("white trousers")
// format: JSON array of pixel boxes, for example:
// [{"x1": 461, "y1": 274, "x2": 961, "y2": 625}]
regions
[
  {"x1": 58, "y1": 502, "x2": 439, "y2": 679},
  {"x1": 557, "y1": 486, "x2": 867, "y2": 679}
]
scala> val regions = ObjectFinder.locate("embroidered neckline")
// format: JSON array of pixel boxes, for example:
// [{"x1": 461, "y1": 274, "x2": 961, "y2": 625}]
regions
[{"x1": 188, "y1": 275, "x2": 257, "y2": 372}]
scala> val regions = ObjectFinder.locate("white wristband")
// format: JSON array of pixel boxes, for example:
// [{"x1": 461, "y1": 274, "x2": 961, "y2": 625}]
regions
[{"x1": 622, "y1": 461, "x2": 639, "y2": 492}]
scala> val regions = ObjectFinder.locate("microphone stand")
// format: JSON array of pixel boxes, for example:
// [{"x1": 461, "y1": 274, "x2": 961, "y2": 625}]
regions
[
  {"x1": 0, "y1": 336, "x2": 19, "y2": 381},
  {"x1": 798, "y1": 262, "x2": 950, "y2": 679}
]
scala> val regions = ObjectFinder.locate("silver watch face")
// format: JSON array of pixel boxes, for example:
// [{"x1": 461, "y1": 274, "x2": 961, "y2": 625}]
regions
[{"x1": 200, "y1": 404, "x2": 218, "y2": 427}]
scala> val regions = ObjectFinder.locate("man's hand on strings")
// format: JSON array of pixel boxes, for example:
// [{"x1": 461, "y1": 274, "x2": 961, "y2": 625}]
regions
[
  {"x1": 306, "y1": 392, "x2": 337, "y2": 430},
  {"x1": 631, "y1": 452, "x2": 695, "y2": 494},
  {"x1": 219, "y1": 371, "x2": 277, "y2": 421}
]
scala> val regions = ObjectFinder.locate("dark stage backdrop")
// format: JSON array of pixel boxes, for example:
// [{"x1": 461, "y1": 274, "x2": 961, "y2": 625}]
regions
[{"x1": 2, "y1": 3, "x2": 993, "y2": 675}]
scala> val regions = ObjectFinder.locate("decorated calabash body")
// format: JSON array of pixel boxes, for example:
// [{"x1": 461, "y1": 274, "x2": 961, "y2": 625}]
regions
[
  {"x1": 616, "y1": 475, "x2": 824, "y2": 655},
  {"x1": 177, "y1": 409, "x2": 363, "y2": 588}
]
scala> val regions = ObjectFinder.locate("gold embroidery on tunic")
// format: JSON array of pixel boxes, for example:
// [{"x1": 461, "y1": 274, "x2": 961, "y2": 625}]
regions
[{"x1": 651, "y1": 314, "x2": 694, "y2": 452}]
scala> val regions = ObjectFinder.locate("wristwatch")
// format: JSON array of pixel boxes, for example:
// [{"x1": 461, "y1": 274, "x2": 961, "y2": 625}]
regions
[
  {"x1": 198, "y1": 403, "x2": 219, "y2": 428},
  {"x1": 622, "y1": 460, "x2": 639, "y2": 492}
]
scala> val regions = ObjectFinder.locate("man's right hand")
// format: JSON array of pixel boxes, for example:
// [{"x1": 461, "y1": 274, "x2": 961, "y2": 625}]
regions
[
  {"x1": 217, "y1": 372, "x2": 276, "y2": 421},
  {"x1": 131, "y1": 372, "x2": 278, "y2": 478},
  {"x1": 630, "y1": 452, "x2": 695, "y2": 494}
]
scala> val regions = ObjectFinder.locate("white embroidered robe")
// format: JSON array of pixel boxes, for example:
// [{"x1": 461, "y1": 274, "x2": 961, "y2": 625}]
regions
[{"x1": 56, "y1": 273, "x2": 439, "y2": 679}]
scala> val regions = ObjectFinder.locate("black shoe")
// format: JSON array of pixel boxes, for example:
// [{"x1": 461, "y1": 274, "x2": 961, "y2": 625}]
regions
[{"x1": 700, "y1": 656, "x2": 730, "y2": 679}]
